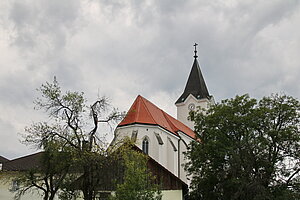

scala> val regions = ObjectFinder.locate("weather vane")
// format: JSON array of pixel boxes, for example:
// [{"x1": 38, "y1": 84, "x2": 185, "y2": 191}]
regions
[{"x1": 193, "y1": 43, "x2": 198, "y2": 58}]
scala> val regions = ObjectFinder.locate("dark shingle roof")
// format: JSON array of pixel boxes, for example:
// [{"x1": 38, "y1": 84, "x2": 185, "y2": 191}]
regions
[
  {"x1": 0, "y1": 156, "x2": 9, "y2": 163},
  {"x1": 175, "y1": 58, "x2": 210, "y2": 104},
  {"x1": 2, "y1": 152, "x2": 43, "y2": 171}
]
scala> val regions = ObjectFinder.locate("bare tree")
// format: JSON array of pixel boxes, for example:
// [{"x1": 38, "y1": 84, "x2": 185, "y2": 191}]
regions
[{"x1": 19, "y1": 77, "x2": 124, "y2": 200}]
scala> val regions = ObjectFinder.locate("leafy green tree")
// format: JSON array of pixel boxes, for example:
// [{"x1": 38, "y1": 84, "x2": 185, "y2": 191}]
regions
[
  {"x1": 185, "y1": 94, "x2": 300, "y2": 200},
  {"x1": 19, "y1": 78, "x2": 124, "y2": 200},
  {"x1": 13, "y1": 141, "x2": 74, "y2": 200},
  {"x1": 110, "y1": 143, "x2": 162, "y2": 200}
]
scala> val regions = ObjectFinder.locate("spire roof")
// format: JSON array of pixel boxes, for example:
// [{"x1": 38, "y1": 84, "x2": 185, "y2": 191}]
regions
[
  {"x1": 175, "y1": 57, "x2": 210, "y2": 104},
  {"x1": 118, "y1": 95, "x2": 196, "y2": 139}
]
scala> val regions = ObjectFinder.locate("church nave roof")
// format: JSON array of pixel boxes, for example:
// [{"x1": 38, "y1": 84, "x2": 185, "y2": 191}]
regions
[{"x1": 118, "y1": 95, "x2": 196, "y2": 139}]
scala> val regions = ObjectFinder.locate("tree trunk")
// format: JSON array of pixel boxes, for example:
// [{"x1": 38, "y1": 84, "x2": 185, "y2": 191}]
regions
[
  {"x1": 83, "y1": 190, "x2": 93, "y2": 200},
  {"x1": 49, "y1": 192, "x2": 56, "y2": 200},
  {"x1": 82, "y1": 166, "x2": 94, "y2": 200},
  {"x1": 43, "y1": 192, "x2": 49, "y2": 200}
]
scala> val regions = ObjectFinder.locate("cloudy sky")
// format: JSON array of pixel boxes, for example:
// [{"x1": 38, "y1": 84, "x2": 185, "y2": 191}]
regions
[{"x1": 1, "y1": 0, "x2": 300, "y2": 159}]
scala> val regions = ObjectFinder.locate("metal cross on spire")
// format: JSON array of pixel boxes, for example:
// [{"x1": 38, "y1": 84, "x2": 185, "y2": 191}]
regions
[{"x1": 193, "y1": 43, "x2": 198, "y2": 58}]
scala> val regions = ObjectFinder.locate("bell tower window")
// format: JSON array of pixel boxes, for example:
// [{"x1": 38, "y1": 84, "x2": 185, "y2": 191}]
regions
[{"x1": 142, "y1": 138, "x2": 149, "y2": 154}]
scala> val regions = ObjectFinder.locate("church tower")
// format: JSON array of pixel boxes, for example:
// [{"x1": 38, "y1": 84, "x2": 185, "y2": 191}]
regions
[{"x1": 175, "y1": 44, "x2": 214, "y2": 130}]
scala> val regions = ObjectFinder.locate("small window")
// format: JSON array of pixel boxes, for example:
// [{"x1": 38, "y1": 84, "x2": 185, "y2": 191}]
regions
[
  {"x1": 142, "y1": 138, "x2": 149, "y2": 154},
  {"x1": 168, "y1": 137, "x2": 177, "y2": 151},
  {"x1": 181, "y1": 139, "x2": 190, "y2": 149},
  {"x1": 131, "y1": 130, "x2": 138, "y2": 142},
  {"x1": 155, "y1": 133, "x2": 164, "y2": 145},
  {"x1": 10, "y1": 180, "x2": 19, "y2": 192}
]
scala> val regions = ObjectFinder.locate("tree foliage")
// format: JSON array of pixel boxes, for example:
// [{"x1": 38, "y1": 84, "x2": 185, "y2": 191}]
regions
[
  {"x1": 13, "y1": 143, "x2": 74, "y2": 200},
  {"x1": 186, "y1": 94, "x2": 300, "y2": 200},
  {"x1": 110, "y1": 143, "x2": 162, "y2": 200}
]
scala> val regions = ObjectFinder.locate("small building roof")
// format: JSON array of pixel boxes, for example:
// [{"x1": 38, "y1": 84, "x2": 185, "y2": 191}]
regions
[
  {"x1": 2, "y1": 152, "x2": 43, "y2": 171},
  {"x1": 0, "y1": 156, "x2": 9, "y2": 163},
  {"x1": 72, "y1": 145, "x2": 188, "y2": 191},
  {"x1": 118, "y1": 95, "x2": 196, "y2": 139},
  {"x1": 175, "y1": 58, "x2": 210, "y2": 104}
]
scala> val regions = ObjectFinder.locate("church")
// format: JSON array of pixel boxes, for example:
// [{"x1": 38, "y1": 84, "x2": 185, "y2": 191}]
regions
[{"x1": 113, "y1": 44, "x2": 215, "y2": 193}]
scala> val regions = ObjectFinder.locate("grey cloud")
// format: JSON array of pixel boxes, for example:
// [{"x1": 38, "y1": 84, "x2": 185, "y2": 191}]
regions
[
  {"x1": 9, "y1": 0, "x2": 81, "y2": 51},
  {"x1": 0, "y1": 118, "x2": 32, "y2": 159},
  {"x1": 1, "y1": 0, "x2": 300, "y2": 158},
  {"x1": 0, "y1": 72, "x2": 37, "y2": 107}
]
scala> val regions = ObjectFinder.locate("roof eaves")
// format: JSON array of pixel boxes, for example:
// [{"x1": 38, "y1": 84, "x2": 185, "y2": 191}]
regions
[
  {"x1": 0, "y1": 156, "x2": 9, "y2": 163},
  {"x1": 177, "y1": 130, "x2": 196, "y2": 140},
  {"x1": 117, "y1": 122, "x2": 180, "y2": 139}
]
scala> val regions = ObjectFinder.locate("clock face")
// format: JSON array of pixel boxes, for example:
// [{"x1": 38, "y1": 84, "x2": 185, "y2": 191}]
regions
[{"x1": 188, "y1": 103, "x2": 195, "y2": 111}]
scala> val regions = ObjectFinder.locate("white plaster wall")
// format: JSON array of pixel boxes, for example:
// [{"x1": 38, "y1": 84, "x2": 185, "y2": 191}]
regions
[
  {"x1": 177, "y1": 132, "x2": 194, "y2": 185},
  {"x1": 114, "y1": 125, "x2": 180, "y2": 179},
  {"x1": 0, "y1": 181, "x2": 183, "y2": 200},
  {"x1": 166, "y1": 139, "x2": 174, "y2": 172},
  {"x1": 176, "y1": 94, "x2": 210, "y2": 130},
  {"x1": 114, "y1": 124, "x2": 197, "y2": 186},
  {"x1": 0, "y1": 180, "x2": 58, "y2": 200},
  {"x1": 179, "y1": 141, "x2": 188, "y2": 184},
  {"x1": 109, "y1": 190, "x2": 182, "y2": 200},
  {"x1": 0, "y1": 182, "x2": 18, "y2": 200},
  {"x1": 161, "y1": 190, "x2": 183, "y2": 200}
]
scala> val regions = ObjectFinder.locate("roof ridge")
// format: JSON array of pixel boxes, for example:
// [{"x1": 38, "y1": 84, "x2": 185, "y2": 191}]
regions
[
  {"x1": 135, "y1": 96, "x2": 141, "y2": 122},
  {"x1": 161, "y1": 111, "x2": 179, "y2": 134},
  {"x1": 169, "y1": 112, "x2": 191, "y2": 129},
  {"x1": 163, "y1": 111, "x2": 195, "y2": 138},
  {"x1": 139, "y1": 96, "x2": 157, "y2": 124}
]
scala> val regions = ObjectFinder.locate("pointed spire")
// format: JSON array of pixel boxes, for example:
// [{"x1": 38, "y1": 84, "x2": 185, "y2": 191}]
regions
[{"x1": 175, "y1": 44, "x2": 210, "y2": 104}]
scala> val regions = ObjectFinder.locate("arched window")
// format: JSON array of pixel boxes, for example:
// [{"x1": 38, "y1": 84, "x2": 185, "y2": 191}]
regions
[{"x1": 142, "y1": 138, "x2": 149, "y2": 154}]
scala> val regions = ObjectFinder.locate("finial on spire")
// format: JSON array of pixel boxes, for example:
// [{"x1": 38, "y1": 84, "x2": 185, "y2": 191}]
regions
[{"x1": 193, "y1": 43, "x2": 198, "y2": 58}]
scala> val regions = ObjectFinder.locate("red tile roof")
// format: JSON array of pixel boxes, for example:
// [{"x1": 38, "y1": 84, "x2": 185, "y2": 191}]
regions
[{"x1": 118, "y1": 95, "x2": 196, "y2": 139}]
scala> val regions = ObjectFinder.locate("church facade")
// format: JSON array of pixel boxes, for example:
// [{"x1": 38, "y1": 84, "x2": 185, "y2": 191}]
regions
[{"x1": 113, "y1": 46, "x2": 214, "y2": 191}]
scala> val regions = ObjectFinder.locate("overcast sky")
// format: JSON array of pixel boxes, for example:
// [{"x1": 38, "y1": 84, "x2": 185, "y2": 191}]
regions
[{"x1": 1, "y1": 0, "x2": 300, "y2": 159}]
